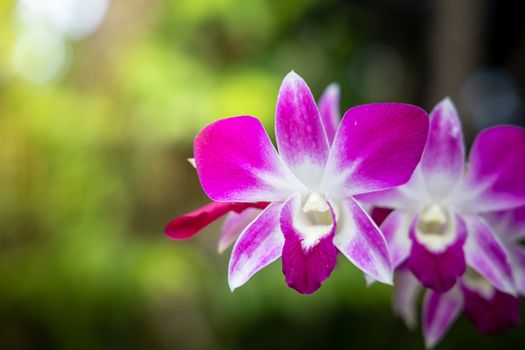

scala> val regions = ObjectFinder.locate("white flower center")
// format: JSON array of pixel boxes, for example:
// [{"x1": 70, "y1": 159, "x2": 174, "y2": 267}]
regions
[
  {"x1": 462, "y1": 268, "x2": 495, "y2": 299},
  {"x1": 302, "y1": 192, "x2": 331, "y2": 222},
  {"x1": 415, "y1": 204, "x2": 456, "y2": 252},
  {"x1": 293, "y1": 192, "x2": 334, "y2": 249}
]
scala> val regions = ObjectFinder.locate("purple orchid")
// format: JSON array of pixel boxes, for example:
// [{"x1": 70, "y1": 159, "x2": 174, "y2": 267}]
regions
[
  {"x1": 393, "y1": 268, "x2": 520, "y2": 348},
  {"x1": 167, "y1": 71, "x2": 429, "y2": 294},
  {"x1": 361, "y1": 98, "x2": 525, "y2": 295}
]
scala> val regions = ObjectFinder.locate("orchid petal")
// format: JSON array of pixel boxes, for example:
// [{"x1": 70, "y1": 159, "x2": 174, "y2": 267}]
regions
[
  {"x1": 508, "y1": 245, "x2": 525, "y2": 295},
  {"x1": 318, "y1": 83, "x2": 340, "y2": 144},
  {"x1": 421, "y1": 98, "x2": 465, "y2": 198},
  {"x1": 408, "y1": 215, "x2": 467, "y2": 292},
  {"x1": 356, "y1": 158, "x2": 430, "y2": 209},
  {"x1": 195, "y1": 116, "x2": 305, "y2": 202},
  {"x1": 409, "y1": 239, "x2": 466, "y2": 293},
  {"x1": 228, "y1": 203, "x2": 285, "y2": 291},
  {"x1": 356, "y1": 183, "x2": 425, "y2": 210},
  {"x1": 457, "y1": 126, "x2": 525, "y2": 212},
  {"x1": 165, "y1": 201, "x2": 268, "y2": 240},
  {"x1": 464, "y1": 216, "x2": 516, "y2": 295},
  {"x1": 423, "y1": 287, "x2": 463, "y2": 349},
  {"x1": 275, "y1": 71, "x2": 330, "y2": 187},
  {"x1": 393, "y1": 269, "x2": 422, "y2": 329},
  {"x1": 462, "y1": 284, "x2": 520, "y2": 333},
  {"x1": 280, "y1": 194, "x2": 337, "y2": 294},
  {"x1": 334, "y1": 198, "x2": 393, "y2": 284},
  {"x1": 484, "y1": 205, "x2": 525, "y2": 242},
  {"x1": 321, "y1": 103, "x2": 429, "y2": 197},
  {"x1": 166, "y1": 202, "x2": 236, "y2": 240},
  {"x1": 380, "y1": 210, "x2": 412, "y2": 268},
  {"x1": 219, "y1": 208, "x2": 262, "y2": 253}
]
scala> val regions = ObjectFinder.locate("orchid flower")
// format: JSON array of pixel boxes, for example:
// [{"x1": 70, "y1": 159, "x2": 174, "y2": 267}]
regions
[
  {"x1": 165, "y1": 83, "x2": 342, "y2": 254},
  {"x1": 360, "y1": 98, "x2": 525, "y2": 294},
  {"x1": 167, "y1": 71, "x2": 429, "y2": 294},
  {"x1": 394, "y1": 268, "x2": 520, "y2": 349}
]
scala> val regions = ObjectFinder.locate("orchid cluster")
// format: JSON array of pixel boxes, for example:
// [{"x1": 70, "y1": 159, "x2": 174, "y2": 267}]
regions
[{"x1": 165, "y1": 71, "x2": 525, "y2": 347}]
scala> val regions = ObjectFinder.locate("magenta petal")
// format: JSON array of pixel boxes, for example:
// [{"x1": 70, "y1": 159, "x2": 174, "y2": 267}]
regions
[
  {"x1": 485, "y1": 205, "x2": 525, "y2": 242},
  {"x1": 465, "y1": 216, "x2": 516, "y2": 295},
  {"x1": 357, "y1": 165, "x2": 429, "y2": 209},
  {"x1": 219, "y1": 208, "x2": 262, "y2": 253},
  {"x1": 423, "y1": 287, "x2": 463, "y2": 349},
  {"x1": 166, "y1": 202, "x2": 234, "y2": 240},
  {"x1": 421, "y1": 99, "x2": 465, "y2": 197},
  {"x1": 408, "y1": 216, "x2": 467, "y2": 292},
  {"x1": 380, "y1": 210, "x2": 412, "y2": 268},
  {"x1": 195, "y1": 116, "x2": 305, "y2": 202},
  {"x1": 165, "y1": 201, "x2": 268, "y2": 240},
  {"x1": 462, "y1": 285, "x2": 520, "y2": 334},
  {"x1": 461, "y1": 125, "x2": 525, "y2": 212},
  {"x1": 228, "y1": 203, "x2": 285, "y2": 291},
  {"x1": 275, "y1": 72, "x2": 330, "y2": 187},
  {"x1": 280, "y1": 196, "x2": 337, "y2": 294},
  {"x1": 334, "y1": 198, "x2": 393, "y2": 284},
  {"x1": 508, "y1": 245, "x2": 525, "y2": 295},
  {"x1": 408, "y1": 239, "x2": 466, "y2": 293},
  {"x1": 356, "y1": 187, "x2": 419, "y2": 210},
  {"x1": 322, "y1": 103, "x2": 429, "y2": 196},
  {"x1": 393, "y1": 269, "x2": 422, "y2": 329},
  {"x1": 318, "y1": 83, "x2": 340, "y2": 144}
]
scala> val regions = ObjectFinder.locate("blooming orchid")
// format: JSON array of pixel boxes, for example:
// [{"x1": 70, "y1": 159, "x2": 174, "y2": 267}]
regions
[
  {"x1": 361, "y1": 98, "x2": 525, "y2": 295},
  {"x1": 165, "y1": 83, "x2": 342, "y2": 254},
  {"x1": 393, "y1": 267, "x2": 520, "y2": 348},
  {"x1": 166, "y1": 71, "x2": 429, "y2": 294}
]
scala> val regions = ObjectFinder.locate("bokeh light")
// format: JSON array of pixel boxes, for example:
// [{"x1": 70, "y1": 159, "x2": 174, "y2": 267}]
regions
[
  {"x1": 10, "y1": 27, "x2": 70, "y2": 84},
  {"x1": 9, "y1": 0, "x2": 109, "y2": 84},
  {"x1": 461, "y1": 68, "x2": 520, "y2": 128},
  {"x1": 16, "y1": 0, "x2": 109, "y2": 39}
]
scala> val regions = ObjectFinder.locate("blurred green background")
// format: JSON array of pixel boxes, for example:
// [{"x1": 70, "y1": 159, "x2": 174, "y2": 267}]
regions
[{"x1": 1, "y1": 0, "x2": 525, "y2": 349}]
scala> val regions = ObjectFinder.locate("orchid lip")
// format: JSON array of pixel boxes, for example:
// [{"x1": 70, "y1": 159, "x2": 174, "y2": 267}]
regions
[{"x1": 415, "y1": 204, "x2": 456, "y2": 252}]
